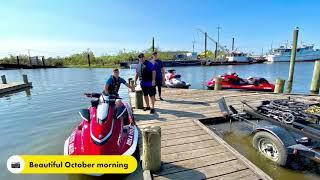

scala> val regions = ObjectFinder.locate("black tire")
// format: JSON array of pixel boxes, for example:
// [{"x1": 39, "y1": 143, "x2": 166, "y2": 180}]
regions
[{"x1": 252, "y1": 131, "x2": 288, "y2": 166}]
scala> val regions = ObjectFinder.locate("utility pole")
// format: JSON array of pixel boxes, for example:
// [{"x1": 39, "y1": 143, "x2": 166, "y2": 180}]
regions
[
  {"x1": 42, "y1": 56, "x2": 45, "y2": 67},
  {"x1": 152, "y1": 37, "x2": 155, "y2": 52},
  {"x1": 204, "y1": 32, "x2": 207, "y2": 58},
  {"x1": 16, "y1": 56, "x2": 19, "y2": 65},
  {"x1": 286, "y1": 27, "x2": 299, "y2": 93},
  {"x1": 214, "y1": 42, "x2": 218, "y2": 61},
  {"x1": 217, "y1": 25, "x2": 222, "y2": 51},
  {"x1": 232, "y1": 38, "x2": 235, "y2": 51},
  {"x1": 87, "y1": 54, "x2": 91, "y2": 67},
  {"x1": 192, "y1": 40, "x2": 196, "y2": 53}
]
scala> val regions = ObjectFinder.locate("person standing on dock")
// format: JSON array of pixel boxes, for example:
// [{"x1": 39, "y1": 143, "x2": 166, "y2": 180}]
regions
[
  {"x1": 104, "y1": 68, "x2": 134, "y2": 97},
  {"x1": 150, "y1": 52, "x2": 165, "y2": 101},
  {"x1": 136, "y1": 53, "x2": 156, "y2": 114}
]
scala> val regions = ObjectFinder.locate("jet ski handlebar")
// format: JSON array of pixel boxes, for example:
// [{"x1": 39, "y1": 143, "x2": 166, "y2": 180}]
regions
[{"x1": 84, "y1": 93, "x2": 122, "y2": 101}]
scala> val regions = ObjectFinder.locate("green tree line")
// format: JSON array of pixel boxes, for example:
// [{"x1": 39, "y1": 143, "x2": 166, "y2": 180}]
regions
[{"x1": 0, "y1": 47, "x2": 190, "y2": 68}]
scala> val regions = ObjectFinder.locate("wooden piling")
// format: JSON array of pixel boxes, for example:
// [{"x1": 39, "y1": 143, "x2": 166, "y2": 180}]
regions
[
  {"x1": 135, "y1": 90, "x2": 144, "y2": 109},
  {"x1": 23, "y1": 75, "x2": 29, "y2": 84},
  {"x1": 129, "y1": 79, "x2": 135, "y2": 90},
  {"x1": 214, "y1": 77, "x2": 222, "y2": 91},
  {"x1": 142, "y1": 126, "x2": 161, "y2": 172},
  {"x1": 274, "y1": 79, "x2": 285, "y2": 93},
  {"x1": 128, "y1": 78, "x2": 133, "y2": 84},
  {"x1": 1, "y1": 75, "x2": 7, "y2": 84},
  {"x1": 286, "y1": 27, "x2": 299, "y2": 93},
  {"x1": 310, "y1": 60, "x2": 320, "y2": 94}
]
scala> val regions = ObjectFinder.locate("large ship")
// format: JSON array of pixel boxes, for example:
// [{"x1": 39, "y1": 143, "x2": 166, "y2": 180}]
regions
[{"x1": 266, "y1": 45, "x2": 320, "y2": 62}]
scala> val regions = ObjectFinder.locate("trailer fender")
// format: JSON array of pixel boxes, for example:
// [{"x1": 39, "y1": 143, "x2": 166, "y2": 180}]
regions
[{"x1": 252, "y1": 125, "x2": 297, "y2": 148}]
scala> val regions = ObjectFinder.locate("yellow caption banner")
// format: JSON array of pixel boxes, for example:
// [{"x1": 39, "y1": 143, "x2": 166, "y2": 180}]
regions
[{"x1": 7, "y1": 155, "x2": 137, "y2": 174}]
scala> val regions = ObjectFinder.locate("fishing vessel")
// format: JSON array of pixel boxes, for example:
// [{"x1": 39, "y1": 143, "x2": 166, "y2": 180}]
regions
[
  {"x1": 226, "y1": 51, "x2": 252, "y2": 63},
  {"x1": 266, "y1": 45, "x2": 320, "y2": 62}
]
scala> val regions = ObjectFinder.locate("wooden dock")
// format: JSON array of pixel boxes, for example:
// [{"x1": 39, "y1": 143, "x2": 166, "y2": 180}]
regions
[
  {"x1": 129, "y1": 88, "x2": 319, "y2": 180},
  {"x1": 0, "y1": 75, "x2": 32, "y2": 95}
]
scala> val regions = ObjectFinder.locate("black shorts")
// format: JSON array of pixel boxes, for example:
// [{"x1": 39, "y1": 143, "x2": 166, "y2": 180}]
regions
[
  {"x1": 141, "y1": 86, "x2": 156, "y2": 96},
  {"x1": 156, "y1": 81, "x2": 162, "y2": 86}
]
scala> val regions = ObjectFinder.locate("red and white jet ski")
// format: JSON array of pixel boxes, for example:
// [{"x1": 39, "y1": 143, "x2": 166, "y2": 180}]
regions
[
  {"x1": 207, "y1": 73, "x2": 275, "y2": 92},
  {"x1": 64, "y1": 93, "x2": 138, "y2": 159}
]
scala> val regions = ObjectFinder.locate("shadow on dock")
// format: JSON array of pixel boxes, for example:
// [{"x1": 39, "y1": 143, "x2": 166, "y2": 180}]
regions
[
  {"x1": 153, "y1": 162, "x2": 206, "y2": 179},
  {"x1": 134, "y1": 108, "x2": 207, "y2": 122},
  {"x1": 164, "y1": 99, "x2": 211, "y2": 106}
]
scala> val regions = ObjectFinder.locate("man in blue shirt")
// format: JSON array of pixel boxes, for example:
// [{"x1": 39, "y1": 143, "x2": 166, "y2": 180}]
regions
[
  {"x1": 150, "y1": 52, "x2": 165, "y2": 101},
  {"x1": 136, "y1": 53, "x2": 156, "y2": 114},
  {"x1": 105, "y1": 68, "x2": 134, "y2": 97}
]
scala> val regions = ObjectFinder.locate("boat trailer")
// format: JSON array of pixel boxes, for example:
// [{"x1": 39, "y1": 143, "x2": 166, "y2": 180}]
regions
[{"x1": 217, "y1": 97, "x2": 320, "y2": 166}]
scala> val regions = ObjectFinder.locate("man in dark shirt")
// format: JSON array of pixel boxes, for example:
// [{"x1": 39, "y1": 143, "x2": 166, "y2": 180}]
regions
[
  {"x1": 136, "y1": 53, "x2": 156, "y2": 114},
  {"x1": 104, "y1": 68, "x2": 134, "y2": 97},
  {"x1": 150, "y1": 52, "x2": 165, "y2": 100}
]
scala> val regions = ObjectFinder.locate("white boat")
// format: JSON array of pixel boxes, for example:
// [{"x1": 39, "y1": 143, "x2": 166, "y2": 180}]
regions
[
  {"x1": 226, "y1": 51, "x2": 251, "y2": 63},
  {"x1": 266, "y1": 45, "x2": 320, "y2": 62}
]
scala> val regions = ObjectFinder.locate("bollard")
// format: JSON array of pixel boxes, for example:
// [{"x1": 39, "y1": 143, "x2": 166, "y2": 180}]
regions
[
  {"x1": 129, "y1": 79, "x2": 135, "y2": 89},
  {"x1": 135, "y1": 90, "x2": 144, "y2": 109},
  {"x1": 23, "y1": 75, "x2": 29, "y2": 84},
  {"x1": 214, "y1": 77, "x2": 222, "y2": 91},
  {"x1": 128, "y1": 78, "x2": 133, "y2": 84},
  {"x1": 274, "y1": 79, "x2": 285, "y2": 93},
  {"x1": 142, "y1": 126, "x2": 161, "y2": 172},
  {"x1": 310, "y1": 60, "x2": 320, "y2": 94},
  {"x1": 1, "y1": 75, "x2": 7, "y2": 84}
]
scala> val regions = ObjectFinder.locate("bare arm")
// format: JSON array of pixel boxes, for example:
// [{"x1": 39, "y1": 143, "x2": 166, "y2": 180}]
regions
[
  {"x1": 152, "y1": 70, "x2": 156, "y2": 82},
  {"x1": 125, "y1": 82, "x2": 135, "y2": 91},
  {"x1": 104, "y1": 84, "x2": 109, "y2": 94},
  {"x1": 134, "y1": 73, "x2": 138, "y2": 85}
]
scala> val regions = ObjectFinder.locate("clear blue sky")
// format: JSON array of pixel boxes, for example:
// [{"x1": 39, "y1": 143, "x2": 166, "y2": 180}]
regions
[{"x1": 0, "y1": 0, "x2": 319, "y2": 57}]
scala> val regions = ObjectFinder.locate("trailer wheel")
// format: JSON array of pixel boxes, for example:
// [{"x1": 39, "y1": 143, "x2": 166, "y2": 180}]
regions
[{"x1": 253, "y1": 131, "x2": 288, "y2": 166}]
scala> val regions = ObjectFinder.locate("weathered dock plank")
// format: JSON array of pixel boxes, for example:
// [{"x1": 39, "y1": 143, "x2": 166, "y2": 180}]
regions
[
  {"x1": 0, "y1": 83, "x2": 32, "y2": 95},
  {"x1": 129, "y1": 88, "x2": 320, "y2": 180}
]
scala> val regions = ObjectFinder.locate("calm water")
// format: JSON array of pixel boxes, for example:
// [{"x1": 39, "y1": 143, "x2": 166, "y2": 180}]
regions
[{"x1": 0, "y1": 62, "x2": 317, "y2": 180}]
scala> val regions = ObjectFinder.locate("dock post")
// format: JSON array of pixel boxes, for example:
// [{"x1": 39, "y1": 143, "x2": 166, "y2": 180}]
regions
[
  {"x1": 214, "y1": 77, "x2": 222, "y2": 91},
  {"x1": 286, "y1": 27, "x2": 299, "y2": 93},
  {"x1": 310, "y1": 60, "x2": 320, "y2": 94},
  {"x1": 129, "y1": 79, "x2": 135, "y2": 90},
  {"x1": 142, "y1": 126, "x2": 161, "y2": 172},
  {"x1": 135, "y1": 90, "x2": 144, "y2": 109},
  {"x1": 128, "y1": 78, "x2": 133, "y2": 84},
  {"x1": 22, "y1": 75, "x2": 29, "y2": 84},
  {"x1": 1, "y1": 75, "x2": 7, "y2": 84},
  {"x1": 274, "y1": 79, "x2": 285, "y2": 93}
]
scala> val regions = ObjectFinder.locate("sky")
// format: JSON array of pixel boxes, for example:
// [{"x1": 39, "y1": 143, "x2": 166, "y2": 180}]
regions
[{"x1": 0, "y1": 0, "x2": 320, "y2": 57}]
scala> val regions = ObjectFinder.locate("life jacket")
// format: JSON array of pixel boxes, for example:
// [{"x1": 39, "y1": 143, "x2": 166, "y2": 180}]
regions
[
  {"x1": 141, "y1": 61, "x2": 153, "y2": 82},
  {"x1": 108, "y1": 76, "x2": 120, "y2": 95}
]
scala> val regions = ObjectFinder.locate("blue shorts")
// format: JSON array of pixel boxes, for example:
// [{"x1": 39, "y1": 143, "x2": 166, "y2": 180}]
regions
[{"x1": 141, "y1": 86, "x2": 156, "y2": 97}]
